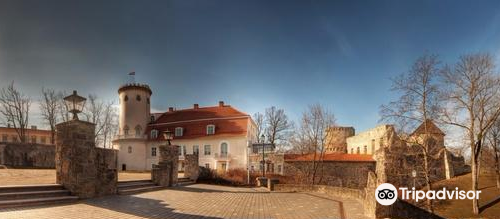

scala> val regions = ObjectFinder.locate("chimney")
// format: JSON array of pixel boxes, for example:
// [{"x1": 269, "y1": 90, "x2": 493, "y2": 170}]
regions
[
  {"x1": 168, "y1": 107, "x2": 174, "y2": 112},
  {"x1": 218, "y1": 101, "x2": 224, "y2": 107},
  {"x1": 194, "y1": 104, "x2": 199, "y2": 109}
]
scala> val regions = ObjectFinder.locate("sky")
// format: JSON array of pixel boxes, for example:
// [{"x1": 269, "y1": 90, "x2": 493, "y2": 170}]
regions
[{"x1": 1, "y1": 0, "x2": 500, "y2": 132}]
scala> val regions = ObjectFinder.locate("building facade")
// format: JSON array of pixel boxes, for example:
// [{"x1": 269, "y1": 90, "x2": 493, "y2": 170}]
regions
[
  {"x1": 0, "y1": 126, "x2": 53, "y2": 145},
  {"x1": 346, "y1": 124, "x2": 399, "y2": 155},
  {"x1": 113, "y1": 83, "x2": 257, "y2": 171},
  {"x1": 324, "y1": 126, "x2": 355, "y2": 153}
]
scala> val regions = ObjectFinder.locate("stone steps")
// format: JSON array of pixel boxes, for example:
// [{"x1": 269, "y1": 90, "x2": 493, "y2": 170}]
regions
[
  {"x1": 177, "y1": 177, "x2": 195, "y2": 186},
  {"x1": 117, "y1": 180, "x2": 164, "y2": 195},
  {"x1": 0, "y1": 184, "x2": 78, "y2": 208}
]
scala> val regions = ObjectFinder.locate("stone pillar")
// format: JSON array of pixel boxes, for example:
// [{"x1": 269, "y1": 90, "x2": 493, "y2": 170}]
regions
[
  {"x1": 152, "y1": 144, "x2": 178, "y2": 186},
  {"x1": 56, "y1": 120, "x2": 118, "y2": 198},
  {"x1": 184, "y1": 154, "x2": 199, "y2": 181}
]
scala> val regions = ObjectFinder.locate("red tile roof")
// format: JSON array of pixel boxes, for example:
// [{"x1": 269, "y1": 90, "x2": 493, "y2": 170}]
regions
[
  {"x1": 146, "y1": 104, "x2": 251, "y2": 140},
  {"x1": 284, "y1": 153, "x2": 375, "y2": 162}
]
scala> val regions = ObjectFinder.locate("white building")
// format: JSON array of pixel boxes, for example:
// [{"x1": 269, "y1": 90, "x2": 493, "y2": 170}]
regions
[{"x1": 113, "y1": 83, "x2": 257, "y2": 172}]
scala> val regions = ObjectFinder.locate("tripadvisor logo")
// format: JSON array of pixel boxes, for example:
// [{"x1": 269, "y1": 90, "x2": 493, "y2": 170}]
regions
[{"x1": 375, "y1": 183, "x2": 482, "y2": 205}]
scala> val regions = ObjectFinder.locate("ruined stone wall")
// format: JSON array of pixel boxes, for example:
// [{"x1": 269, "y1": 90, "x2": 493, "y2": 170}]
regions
[
  {"x1": 325, "y1": 126, "x2": 355, "y2": 153},
  {"x1": 283, "y1": 160, "x2": 376, "y2": 189},
  {"x1": 56, "y1": 120, "x2": 118, "y2": 198},
  {"x1": 0, "y1": 142, "x2": 55, "y2": 168}
]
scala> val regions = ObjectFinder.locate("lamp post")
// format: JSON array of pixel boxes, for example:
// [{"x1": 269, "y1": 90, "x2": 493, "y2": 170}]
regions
[
  {"x1": 261, "y1": 134, "x2": 266, "y2": 177},
  {"x1": 63, "y1": 90, "x2": 86, "y2": 121},
  {"x1": 162, "y1": 130, "x2": 173, "y2": 146}
]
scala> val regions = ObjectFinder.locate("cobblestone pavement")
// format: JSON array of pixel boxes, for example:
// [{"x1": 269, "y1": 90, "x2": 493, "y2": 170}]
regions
[{"x1": 0, "y1": 184, "x2": 370, "y2": 219}]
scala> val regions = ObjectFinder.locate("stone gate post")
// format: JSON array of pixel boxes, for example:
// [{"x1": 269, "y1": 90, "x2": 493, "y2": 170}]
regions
[
  {"x1": 184, "y1": 154, "x2": 199, "y2": 181},
  {"x1": 55, "y1": 120, "x2": 118, "y2": 198},
  {"x1": 152, "y1": 144, "x2": 178, "y2": 186}
]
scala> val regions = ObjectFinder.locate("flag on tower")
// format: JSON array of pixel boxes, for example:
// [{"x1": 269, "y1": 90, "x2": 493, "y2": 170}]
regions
[{"x1": 129, "y1": 71, "x2": 135, "y2": 76}]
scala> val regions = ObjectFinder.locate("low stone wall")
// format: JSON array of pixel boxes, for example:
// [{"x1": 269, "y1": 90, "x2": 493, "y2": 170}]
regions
[
  {"x1": 152, "y1": 145, "x2": 178, "y2": 186},
  {"x1": 283, "y1": 160, "x2": 375, "y2": 189},
  {"x1": 0, "y1": 143, "x2": 55, "y2": 168}
]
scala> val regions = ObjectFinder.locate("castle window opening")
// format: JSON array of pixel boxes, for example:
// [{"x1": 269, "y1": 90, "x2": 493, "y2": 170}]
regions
[
  {"x1": 136, "y1": 95, "x2": 141, "y2": 101},
  {"x1": 135, "y1": 125, "x2": 142, "y2": 137},
  {"x1": 364, "y1": 145, "x2": 367, "y2": 154},
  {"x1": 128, "y1": 146, "x2": 132, "y2": 153},
  {"x1": 124, "y1": 95, "x2": 128, "y2": 101},
  {"x1": 356, "y1": 147, "x2": 360, "y2": 154}
]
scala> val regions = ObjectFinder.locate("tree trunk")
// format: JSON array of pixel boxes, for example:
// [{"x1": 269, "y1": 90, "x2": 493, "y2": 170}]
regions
[
  {"x1": 494, "y1": 146, "x2": 500, "y2": 189},
  {"x1": 423, "y1": 151, "x2": 434, "y2": 212},
  {"x1": 472, "y1": 143, "x2": 480, "y2": 215}
]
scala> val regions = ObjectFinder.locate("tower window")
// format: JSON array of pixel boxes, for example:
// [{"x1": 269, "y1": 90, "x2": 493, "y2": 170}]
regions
[
  {"x1": 128, "y1": 146, "x2": 132, "y2": 153},
  {"x1": 135, "y1": 125, "x2": 142, "y2": 137},
  {"x1": 207, "y1": 124, "x2": 215, "y2": 135},
  {"x1": 136, "y1": 95, "x2": 141, "y2": 101},
  {"x1": 147, "y1": 98, "x2": 150, "y2": 104},
  {"x1": 151, "y1": 147, "x2": 157, "y2": 156},
  {"x1": 175, "y1": 127, "x2": 183, "y2": 137},
  {"x1": 151, "y1": 129, "x2": 158, "y2": 139},
  {"x1": 364, "y1": 145, "x2": 367, "y2": 154},
  {"x1": 356, "y1": 147, "x2": 360, "y2": 154},
  {"x1": 124, "y1": 95, "x2": 128, "y2": 101},
  {"x1": 124, "y1": 126, "x2": 130, "y2": 135}
]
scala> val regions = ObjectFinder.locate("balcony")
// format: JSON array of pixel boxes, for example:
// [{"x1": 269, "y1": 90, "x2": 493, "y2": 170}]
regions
[
  {"x1": 113, "y1": 134, "x2": 148, "y2": 140},
  {"x1": 213, "y1": 153, "x2": 231, "y2": 161}
]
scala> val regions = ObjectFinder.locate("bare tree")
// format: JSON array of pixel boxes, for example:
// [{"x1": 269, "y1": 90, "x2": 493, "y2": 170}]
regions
[
  {"x1": 253, "y1": 112, "x2": 265, "y2": 143},
  {"x1": 487, "y1": 118, "x2": 500, "y2": 189},
  {"x1": 57, "y1": 91, "x2": 71, "y2": 123},
  {"x1": 83, "y1": 94, "x2": 118, "y2": 148},
  {"x1": 265, "y1": 106, "x2": 293, "y2": 149},
  {"x1": 40, "y1": 88, "x2": 60, "y2": 144},
  {"x1": 0, "y1": 82, "x2": 31, "y2": 142},
  {"x1": 380, "y1": 54, "x2": 441, "y2": 212},
  {"x1": 440, "y1": 53, "x2": 500, "y2": 214},
  {"x1": 294, "y1": 104, "x2": 335, "y2": 185}
]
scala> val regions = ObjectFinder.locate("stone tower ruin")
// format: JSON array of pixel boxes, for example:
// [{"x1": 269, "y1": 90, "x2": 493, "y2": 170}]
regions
[{"x1": 325, "y1": 126, "x2": 355, "y2": 153}]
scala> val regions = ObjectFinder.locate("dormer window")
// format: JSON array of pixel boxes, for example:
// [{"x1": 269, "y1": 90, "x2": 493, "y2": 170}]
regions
[
  {"x1": 150, "y1": 115, "x2": 155, "y2": 122},
  {"x1": 151, "y1": 129, "x2": 158, "y2": 139},
  {"x1": 207, "y1": 125, "x2": 215, "y2": 135},
  {"x1": 175, "y1": 127, "x2": 183, "y2": 137}
]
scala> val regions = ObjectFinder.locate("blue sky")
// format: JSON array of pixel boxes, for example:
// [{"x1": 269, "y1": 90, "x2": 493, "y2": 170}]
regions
[{"x1": 1, "y1": 0, "x2": 500, "y2": 132}]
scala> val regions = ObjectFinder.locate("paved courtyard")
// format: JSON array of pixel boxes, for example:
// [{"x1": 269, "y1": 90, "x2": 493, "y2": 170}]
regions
[{"x1": 0, "y1": 184, "x2": 369, "y2": 219}]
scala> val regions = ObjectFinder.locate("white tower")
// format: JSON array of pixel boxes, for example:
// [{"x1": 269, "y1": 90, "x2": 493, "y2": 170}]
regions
[{"x1": 117, "y1": 83, "x2": 152, "y2": 138}]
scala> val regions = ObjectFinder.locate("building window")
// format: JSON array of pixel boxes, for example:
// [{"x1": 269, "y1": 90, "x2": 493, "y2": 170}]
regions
[
  {"x1": 41, "y1": 136, "x2": 46, "y2": 144},
  {"x1": 178, "y1": 146, "x2": 182, "y2": 156},
  {"x1": 124, "y1": 95, "x2": 128, "y2": 101},
  {"x1": 151, "y1": 129, "x2": 158, "y2": 139},
  {"x1": 278, "y1": 165, "x2": 282, "y2": 173},
  {"x1": 182, "y1": 145, "x2": 186, "y2": 155},
  {"x1": 150, "y1": 115, "x2": 155, "y2": 122},
  {"x1": 136, "y1": 95, "x2": 141, "y2": 101},
  {"x1": 364, "y1": 145, "x2": 367, "y2": 154},
  {"x1": 128, "y1": 146, "x2": 132, "y2": 153},
  {"x1": 31, "y1": 136, "x2": 36, "y2": 143},
  {"x1": 147, "y1": 98, "x2": 150, "y2": 104},
  {"x1": 151, "y1": 147, "x2": 157, "y2": 157},
  {"x1": 356, "y1": 147, "x2": 360, "y2": 154},
  {"x1": 2, "y1": 134, "x2": 7, "y2": 142},
  {"x1": 204, "y1": 145, "x2": 211, "y2": 155},
  {"x1": 350, "y1": 148, "x2": 354, "y2": 154},
  {"x1": 207, "y1": 125, "x2": 215, "y2": 135},
  {"x1": 251, "y1": 166, "x2": 254, "y2": 171},
  {"x1": 205, "y1": 163, "x2": 210, "y2": 169},
  {"x1": 135, "y1": 125, "x2": 142, "y2": 137},
  {"x1": 124, "y1": 126, "x2": 130, "y2": 135},
  {"x1": 193, "y1": 145, "x2": 199, "y2": 155},
  {"x1": 175, "y1": 127, "x2": 183, "y2": 137},
  {"x1": 220, "y1": 142, "x2": 228, "y2": 156}
]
